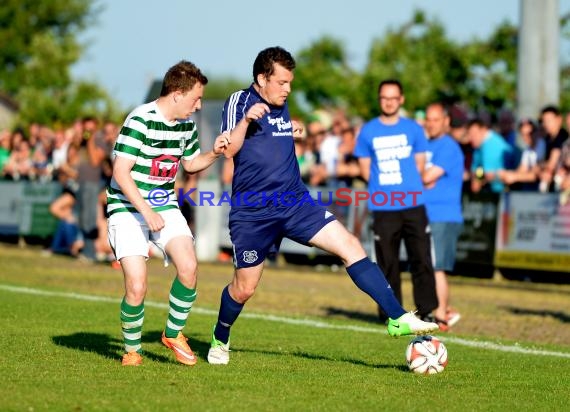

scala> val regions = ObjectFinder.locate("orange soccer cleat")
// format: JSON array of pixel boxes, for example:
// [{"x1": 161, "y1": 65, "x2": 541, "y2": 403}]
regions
[
  {"x1": 122, "y1": 351, "x2": 143, "y2": 366},
  {"x1": 161, "y1": 332, "x2": 197, "y2": 366}
]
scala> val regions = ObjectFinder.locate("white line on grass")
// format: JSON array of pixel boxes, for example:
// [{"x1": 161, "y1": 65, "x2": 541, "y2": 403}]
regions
[{"x1": 2, "y1": 284, "x2": 569, "y2": 359}]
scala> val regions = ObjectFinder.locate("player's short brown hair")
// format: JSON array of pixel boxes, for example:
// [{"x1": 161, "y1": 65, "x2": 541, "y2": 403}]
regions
[{"x1": 160, "y1": 60, "x2": 208, "y2": 96}]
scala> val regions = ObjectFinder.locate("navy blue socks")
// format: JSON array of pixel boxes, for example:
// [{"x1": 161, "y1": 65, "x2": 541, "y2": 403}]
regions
[
  {"x1": 212, "y1": 258, "x2": 404, "y2": 344},
  {"x1": 213, "y1": 285, "x2": 244, "y2": 344},
  {"x1": 346, "y1": 257, "x2": 406, "y2": 319}
]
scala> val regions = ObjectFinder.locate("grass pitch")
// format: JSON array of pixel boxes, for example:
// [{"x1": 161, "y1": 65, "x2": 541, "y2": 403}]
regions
[{"x1": 0, "y1": 245, "x2": 569, "y2": 411}]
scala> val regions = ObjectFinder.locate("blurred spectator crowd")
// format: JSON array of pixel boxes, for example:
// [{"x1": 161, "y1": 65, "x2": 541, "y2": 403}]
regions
[
  {"x1": 2, "y1": 103, "x2": 570, "y2": 262},
  {"x1": 1, "y1": 118, "x2": 116, "y2": 185},
  {"x1": 0, "y1": 118, "x2": 119, "y2": 264},
  {"x1": 282, "y1": 104, "x2": 570, "y2": 199}
]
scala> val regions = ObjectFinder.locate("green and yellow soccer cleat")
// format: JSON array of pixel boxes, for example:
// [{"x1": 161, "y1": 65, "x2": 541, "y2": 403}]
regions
[{"x1": 387, "y1": 312, "x2": 439, "y2": 337}]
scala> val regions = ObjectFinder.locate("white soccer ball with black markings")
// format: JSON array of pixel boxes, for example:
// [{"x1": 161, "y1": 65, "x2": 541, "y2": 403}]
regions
[{"x1": 405, "y1": 335, "x2": 448, "y2": 375}]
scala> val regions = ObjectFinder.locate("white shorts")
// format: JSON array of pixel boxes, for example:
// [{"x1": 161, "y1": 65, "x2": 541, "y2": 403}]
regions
[{"x1": 107, "y1": 208, "x2": 193, "y2": 262}]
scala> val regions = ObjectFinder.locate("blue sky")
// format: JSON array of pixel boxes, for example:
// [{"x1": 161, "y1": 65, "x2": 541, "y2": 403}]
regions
[{"x1": 72, "y1": 0, "x2": 569, "y2": 109}]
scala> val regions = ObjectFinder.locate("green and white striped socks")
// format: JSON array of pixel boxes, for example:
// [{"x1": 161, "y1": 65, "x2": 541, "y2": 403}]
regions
[
  {"x1": 120, "y1": 298, "x2": 144, "y2": 353},
  {"x1": 164, "y1": 277, "x2": 196, "y2": 338}
]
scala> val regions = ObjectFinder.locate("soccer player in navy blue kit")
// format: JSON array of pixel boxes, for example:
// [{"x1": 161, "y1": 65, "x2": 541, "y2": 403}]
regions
[{"x1": 207, "y1": 47, "x2": 438, "y2": 365}]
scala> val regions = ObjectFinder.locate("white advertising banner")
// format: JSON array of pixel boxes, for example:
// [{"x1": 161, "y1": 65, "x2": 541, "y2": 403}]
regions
[{"x1": 495, "y1": 192, "x2": 570, "y2": 272}]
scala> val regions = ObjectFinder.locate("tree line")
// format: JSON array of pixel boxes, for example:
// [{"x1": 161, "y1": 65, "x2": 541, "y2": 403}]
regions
[{"x1": 1, "y1": 3, "x2": 568, "y2": 127}]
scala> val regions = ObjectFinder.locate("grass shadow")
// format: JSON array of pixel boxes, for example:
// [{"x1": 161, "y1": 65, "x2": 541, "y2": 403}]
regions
[
  {"x1": 236, "y1": 347, "x2": 408, "y2": 371},
  {"x1": 143, "y1": 330, "x2": 213, "y2": 361},
  {"x1": 51, "y1": 331, "x2": 171, "y2": 363},
  {"x1": 501, "y1": 306, "x2": 570, "y2": 323},
  {"x1": 52, "y1": 332, "x2": 122, "y2": 360},
  {"x1": 323, "y1": 306, "x2": 382, "y2": 324},
  {"x1": 170, "y1": 334, "x2": 405, "y2": 371}
]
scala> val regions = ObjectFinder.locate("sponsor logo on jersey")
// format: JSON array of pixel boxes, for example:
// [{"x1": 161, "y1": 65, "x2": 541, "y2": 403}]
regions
[{"x1": 150, "y1": 154, "x2": 179, "y2": 181}]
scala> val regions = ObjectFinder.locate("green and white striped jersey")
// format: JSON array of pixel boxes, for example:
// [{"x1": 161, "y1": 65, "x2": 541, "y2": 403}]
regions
[{"x1": 106, "y1": 101, "x2": 200, "y2": 217}]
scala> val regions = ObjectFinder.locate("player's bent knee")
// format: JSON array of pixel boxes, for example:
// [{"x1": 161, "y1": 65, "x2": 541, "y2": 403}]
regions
[
  {"x1": 339, "y1": 233, "x2": 366, "y2": 260},
  {"x1": 126, "y1": 286, "x2": 146, "y2": 305},
  {"x1": 177, "y1": 273, "x2": 197, "y2": 290},
  {"x1": 347, "y1": 233, "x2": 363, "y2": 248},
  {"x1": 176, "y1": 260, "x2": 198, "y2": 281},
  {"x1": 232, "y1": 284, "x2": 256, "y2": 303}
]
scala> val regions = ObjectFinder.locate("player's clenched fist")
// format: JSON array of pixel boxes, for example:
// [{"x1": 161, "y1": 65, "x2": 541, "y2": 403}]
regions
[
  {"x1": 213, "y1": 131, "x2": 231, "y2": 155},
  {"x1": 245, "y1": 102, "x2": 270, "y2": 122},
  {"x1": 142, "y1": 208, "x2": 165, "y2": 232}
]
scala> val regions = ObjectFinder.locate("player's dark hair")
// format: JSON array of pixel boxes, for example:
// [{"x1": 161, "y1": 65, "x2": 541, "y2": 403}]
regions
[
  {"x1": 253, "y1": 46, "x2": 296, "y2": 85},
  {"x1": 160, "y1": 60, "x2": 208, "y2": 96},
  {"x1": 378, "y1": 79, "x2": 404, "y2": 96}
]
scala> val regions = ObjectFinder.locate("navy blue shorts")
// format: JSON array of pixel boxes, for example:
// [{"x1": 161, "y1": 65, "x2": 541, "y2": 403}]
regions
[{"x1": 229, "y1": 202, "x2": 336, "y2": 268}]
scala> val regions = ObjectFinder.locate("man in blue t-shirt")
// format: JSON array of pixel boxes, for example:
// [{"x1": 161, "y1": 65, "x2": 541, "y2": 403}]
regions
[
  {"x1": 423, "y1": 103, "x2": 464, "y2": 331},
  {"x1": 354, "y1": 79, "x2": 438, "y2": 323},
  {"x1": 206, "y1": 47, "x2": 438, "y2": 365}
]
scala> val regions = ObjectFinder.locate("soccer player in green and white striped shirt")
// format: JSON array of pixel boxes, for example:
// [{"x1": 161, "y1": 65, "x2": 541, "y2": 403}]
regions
[{"x1": 107, "y1": 60, "x2": 230, "y2": 366}]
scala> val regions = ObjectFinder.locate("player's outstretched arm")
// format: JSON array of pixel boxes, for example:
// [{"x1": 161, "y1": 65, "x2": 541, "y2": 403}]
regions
[
  {"x1": 222, "y1": 102, "x2": 270, "y2": 158},
  {"x1": 182, "y1": 132, "x2": 230, "y2": 173}
]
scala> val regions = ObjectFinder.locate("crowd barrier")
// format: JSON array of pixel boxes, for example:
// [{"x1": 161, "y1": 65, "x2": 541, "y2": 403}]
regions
[
  {"x1": 0, "y1": 181, "x2": 60, "y2": 237},
  {"x1": 1, "y1": 180, "x2": 568, "y2": 280}
]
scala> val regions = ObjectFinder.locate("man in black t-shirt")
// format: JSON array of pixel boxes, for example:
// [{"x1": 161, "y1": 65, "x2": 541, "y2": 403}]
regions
[{"x1": 539, "y1": 106, "x2": 569, "y2": 192}]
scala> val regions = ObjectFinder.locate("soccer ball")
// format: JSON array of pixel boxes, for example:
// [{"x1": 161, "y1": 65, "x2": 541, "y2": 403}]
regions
[{"x1": 405, "y1": 335, "x2": 448, "y2": 375}]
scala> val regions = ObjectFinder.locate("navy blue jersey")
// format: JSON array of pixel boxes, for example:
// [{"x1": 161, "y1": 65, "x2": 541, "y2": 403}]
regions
[{"x1": 221, "y1": 85, "x2": 306, "y2": 211}]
